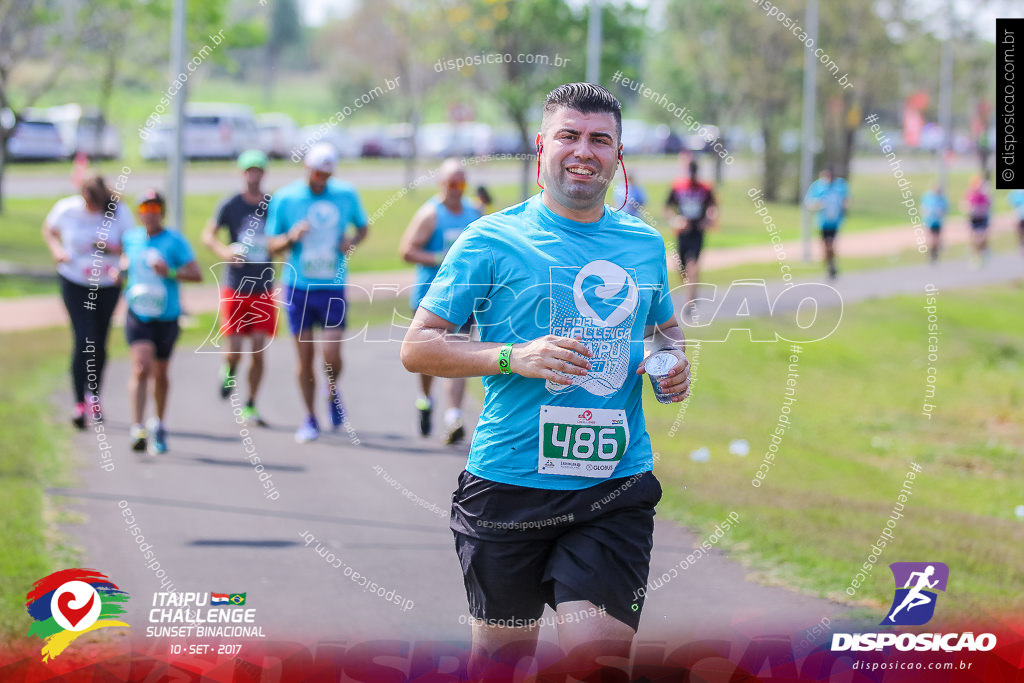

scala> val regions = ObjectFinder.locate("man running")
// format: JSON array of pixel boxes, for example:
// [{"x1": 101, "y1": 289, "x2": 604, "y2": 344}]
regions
[
  {"x1": 121, "y1": 190, "x2": 202, "y2": 455},
  {"x1": 266, "y1": 142, "x2": 368, "y2": 443},
  {"x1": 804, "y1": 166, "x2": 849, "y2": 279},
  {"x1": 921, "y1": 183, "x2": 948, "y2": 264},
  {"x1": 664, "y1": 156, "x2": 717, "y2": 316},
  {"x1": 399, "y1": 158, "x2": 482, "y2": 443},
  {"x1": 201, "y1": 150, "x2": 277, "y2": 425},
  {"x1": 401, "y1": 83, "x2": 691, "y2": 676}
]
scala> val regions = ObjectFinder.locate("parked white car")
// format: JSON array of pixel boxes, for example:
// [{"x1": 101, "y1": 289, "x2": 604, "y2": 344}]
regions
[
  {"x1": 140, "y1": 103, "x2": 261, "y2": 160},
  {"x1": 257, "y1": 113, "x2": 298, "y2": 158},
  {"x1": 8, "y1": 119, "x2": 65, "y2": 161},
  {"x1": 25, "y1": 104, "x2": 122, "y2": 159},
  {"x1": 416, "y1": 122, "x2": 493, "y2": 158}
]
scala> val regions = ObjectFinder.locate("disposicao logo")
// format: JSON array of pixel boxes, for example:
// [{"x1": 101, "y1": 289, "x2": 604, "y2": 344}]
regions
[
  {"x1": 882, "y1": 561, "x2": 948, "y2": 626},
  {"x1": 831, "y1": 562, "x2": 996, "y2": 653},
  {"x1": 26, "y1": 569, "x2": 130, "y2": 661}
]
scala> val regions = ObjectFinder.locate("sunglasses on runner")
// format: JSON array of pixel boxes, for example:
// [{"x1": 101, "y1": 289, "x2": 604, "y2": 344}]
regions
[
  {"x1": 137, "y1": 202, "x2": 163, "y2": 215},
  {"x1": 447, "y1": 179, "x2": 466, "y2": 191},
  {"x1": 310, "y1": 170, "x2": 331, "y2": 182}
]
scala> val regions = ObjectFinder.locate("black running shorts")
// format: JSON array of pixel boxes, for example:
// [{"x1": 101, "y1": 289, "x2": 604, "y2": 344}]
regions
[
  {"x1": 125, "y1": 310, "x2": 180, "y2": 360},
  {"x1": 450, "y1": 469, "x2": 662, "y2": 631},
  {"x1": 676, "y1": 229, "x2": 705, "y2": 266}
]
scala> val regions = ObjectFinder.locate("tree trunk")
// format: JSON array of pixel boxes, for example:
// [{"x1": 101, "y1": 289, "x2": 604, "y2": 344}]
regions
[
  {"x1": 263, "y1": 45, "x2": 275, "y2": 108},
  {"x1": 761, "y1": 120, "x2": 784, "y2": 202},
  {"x1": 514, "y1": 115, "x2": 531, "y2": 202}
]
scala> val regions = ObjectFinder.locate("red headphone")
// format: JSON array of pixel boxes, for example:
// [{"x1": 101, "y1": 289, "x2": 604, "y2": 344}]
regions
[{"x1": 535, "y1": 136, "x2": 629, "y2": 211}]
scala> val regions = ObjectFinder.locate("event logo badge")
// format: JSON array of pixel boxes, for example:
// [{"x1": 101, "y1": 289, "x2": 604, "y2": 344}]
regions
[
  {"x1": 881, "y1": 562, "x2": 949, "y2": 626},
  {"x1": 25, "y1": 569, "x2": 130, "y2": 661}
]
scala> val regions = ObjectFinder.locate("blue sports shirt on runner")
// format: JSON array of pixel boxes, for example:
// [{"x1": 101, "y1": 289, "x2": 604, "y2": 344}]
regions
[
  {"x1": 419, "y1": 194, "x2": 676, "y2": 491},
  {"x1": 411, "y1": 197, "x2": 482, "y2": 310},
  {"x1": 1009, "y1": 189, "x2": 1024, "y2": 218},
  {"x1": 265, "y1": 178, "x2": 368, "y2": 290},
  {"x1": 122, "y1": 227, "x2": 196, "y2": 322},
  {"x1": 805, "y1": 177, "x2": 849, "y2": 228},
  {"x1": 921, "y1": 191, "x2": 948, "y2": 227}
]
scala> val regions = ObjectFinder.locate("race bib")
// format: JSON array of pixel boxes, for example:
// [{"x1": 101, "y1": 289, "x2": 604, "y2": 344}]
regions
[
  {"x1": 538, "y1": 405, "x2": 629, "y2": 479},
  {"x1": 680, "y1": 195, "x2": 704, "y2": 220},
  {"x1": 246, "y1": 233, "x2": 270, "y2": 263},
  {"x1": 299, "y1": 234, "x2": 338, "y2": 280},
  {"x1": 822, "y1": 194, "x2": 843, "y2": 223},
  {"x1": 441, "y1": 227, "x2": 463, "y2": 255},
  {"x1": 127, "y1": 282, "x2": 167, "y2": 318}
]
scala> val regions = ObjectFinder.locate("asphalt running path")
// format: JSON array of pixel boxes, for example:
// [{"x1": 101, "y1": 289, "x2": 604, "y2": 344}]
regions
[
  {"x1": 3, "y1": 214, "x2": 1017, "y2": 333},
  {"x1": 47, "y1": 250, "x2": 1024, "y2": 649},
  {"x1": 55, "y1": 318, "x2": 850, "y2": 648}
]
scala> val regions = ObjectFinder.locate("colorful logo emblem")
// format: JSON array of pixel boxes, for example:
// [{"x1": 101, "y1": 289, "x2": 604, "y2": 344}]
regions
[
  {"x1": 25, "y1": 569, "x2": 130, "y2": 661},
  {"x1": 882, "y1": 562, "x2": 949, "y2": 626}
]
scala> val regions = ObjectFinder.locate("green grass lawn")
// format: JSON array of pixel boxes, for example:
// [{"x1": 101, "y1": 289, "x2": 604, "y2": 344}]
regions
[
  {"x1": 0, "y1": 326, "x2": 78, "y2": 637},
  {"x1": 646, "y1": 283, "x2": 1024, "y2": 621}
]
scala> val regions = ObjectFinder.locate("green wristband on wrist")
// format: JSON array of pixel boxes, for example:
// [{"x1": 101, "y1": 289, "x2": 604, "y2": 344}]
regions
[
  {"x1": 498, "y1": 343, "x2": 514, "y2": 375},
  {"x1": 167, "y1": 268, "x2": 177, "y2": 280}
]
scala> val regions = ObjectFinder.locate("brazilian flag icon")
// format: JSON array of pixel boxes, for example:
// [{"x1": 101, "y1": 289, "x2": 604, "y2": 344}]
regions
[{"x1": 228, "y1": 593, "x2": 246, "y2": 605}]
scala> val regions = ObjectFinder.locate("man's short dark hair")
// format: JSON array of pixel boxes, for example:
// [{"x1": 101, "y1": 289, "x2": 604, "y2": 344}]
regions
[{"x1": 542, "y1": 82, "x2": 622, "y2": 143}]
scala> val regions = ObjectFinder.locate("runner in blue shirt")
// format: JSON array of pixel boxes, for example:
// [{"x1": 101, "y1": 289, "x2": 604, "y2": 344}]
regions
[
  {"x1": 401, "y1": 83, "x2": 691, "y2": 676},
  {"x1": 266, "y1": 143, "x2": 369, "y2": 443},
  {"x1": 399, "y1": 158, "x2": 482, "y2": 443},
  {"x1": 121, "y1": 190, "x2": 202, "y2": 455},
  {"x1": 804, "y1": 166, "x2": 849, "y2": 279},
  {"x1": 1008, "y1": 189, "x2": 1024, "y2": 257},
  {"x1": 921, "y1": 184, "x2": 948, "y2": 263}
]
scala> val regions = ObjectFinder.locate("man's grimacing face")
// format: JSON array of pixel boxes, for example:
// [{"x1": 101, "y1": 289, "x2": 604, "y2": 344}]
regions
[{"x1": 539, "y1": 107, "x2": 621, "y2": 213}]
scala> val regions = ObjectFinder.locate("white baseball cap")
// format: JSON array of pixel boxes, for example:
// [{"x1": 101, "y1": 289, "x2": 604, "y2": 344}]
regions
[{"x1": 304, "y1": 142, "x2": 339, "y2": 173}]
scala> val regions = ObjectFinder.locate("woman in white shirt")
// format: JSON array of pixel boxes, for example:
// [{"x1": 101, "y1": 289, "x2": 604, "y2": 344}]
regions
[{"x1": 42, "y1": 175, "x2": 134, "y2": 429}]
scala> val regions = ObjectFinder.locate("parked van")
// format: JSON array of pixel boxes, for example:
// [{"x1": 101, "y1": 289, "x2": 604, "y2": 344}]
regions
[
  {"x1": 25, "y1": 104, "x2": 122, "y2": 159},
  {"x1": 140, "y1": 103, "x2": 261, "y2": 160}
]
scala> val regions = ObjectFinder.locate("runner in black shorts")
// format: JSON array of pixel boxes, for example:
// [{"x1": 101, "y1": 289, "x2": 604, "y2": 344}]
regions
[
  {"x1": 120, "y1": 190, "x2": 202, "y2": 455},
  {"x1": 402, "y1": 83, "x2": 691, "y2": 677},
  {"x1": 665, "y1": 156, "x2": 717, "y2": 317}
]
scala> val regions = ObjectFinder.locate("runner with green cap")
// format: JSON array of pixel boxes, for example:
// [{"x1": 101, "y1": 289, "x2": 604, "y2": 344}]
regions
[{"x1": 201, "y1": 149, "x2": 277, "y2": 426}]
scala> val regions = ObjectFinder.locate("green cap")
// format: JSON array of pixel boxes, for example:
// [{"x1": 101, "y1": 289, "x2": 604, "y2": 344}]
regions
[{"x1": 237, "y1": 149, "x2": 268, "y2": 170}]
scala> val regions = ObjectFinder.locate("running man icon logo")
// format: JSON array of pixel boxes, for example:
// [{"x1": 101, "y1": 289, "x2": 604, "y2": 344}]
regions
[{"x1": 881, "y1": 562, "x2": 949, "y2": 626}]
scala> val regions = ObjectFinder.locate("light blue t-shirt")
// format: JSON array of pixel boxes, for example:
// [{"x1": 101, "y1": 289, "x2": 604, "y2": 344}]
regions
[
  {"x1": 921, "y1": 191, "x2": 948, "y2": 227},
  {"x1": 805, "y1": 177, "x2": 849, "y2": 228},
  {"x1": 122, "y1": 227, "x2": 196, "y2": 322},
  {"x1": 411, "y1": 197, "x2": 482, "y2": 311},
  {"x1": 265, "y1": 178, "x2": 368, "y2": 290},
  {"x1": 419, "y1": 194, "x2": 676, "y2": 490},
  {"x1": 1009, "y1": 190, "x2": 1024, "y2": 219}
]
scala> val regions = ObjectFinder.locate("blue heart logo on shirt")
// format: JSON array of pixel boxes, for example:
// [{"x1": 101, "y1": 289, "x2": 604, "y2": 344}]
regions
[{"x1": 572, "y1": 260, "x2": 639, "y2": 328}]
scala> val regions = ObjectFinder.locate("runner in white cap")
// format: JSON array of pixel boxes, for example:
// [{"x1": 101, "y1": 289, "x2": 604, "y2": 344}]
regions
[{"x1": 266, "y1": 142, "x2": 369, "y2": 443}]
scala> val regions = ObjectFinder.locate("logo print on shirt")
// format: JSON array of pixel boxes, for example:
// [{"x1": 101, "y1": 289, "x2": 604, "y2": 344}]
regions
[
  {"x1": 548, "y1": 260, "x2": 640, "y2": 397},
  {"x1": 307, "y1": 200, "x2": 340, "y2": 231}
]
